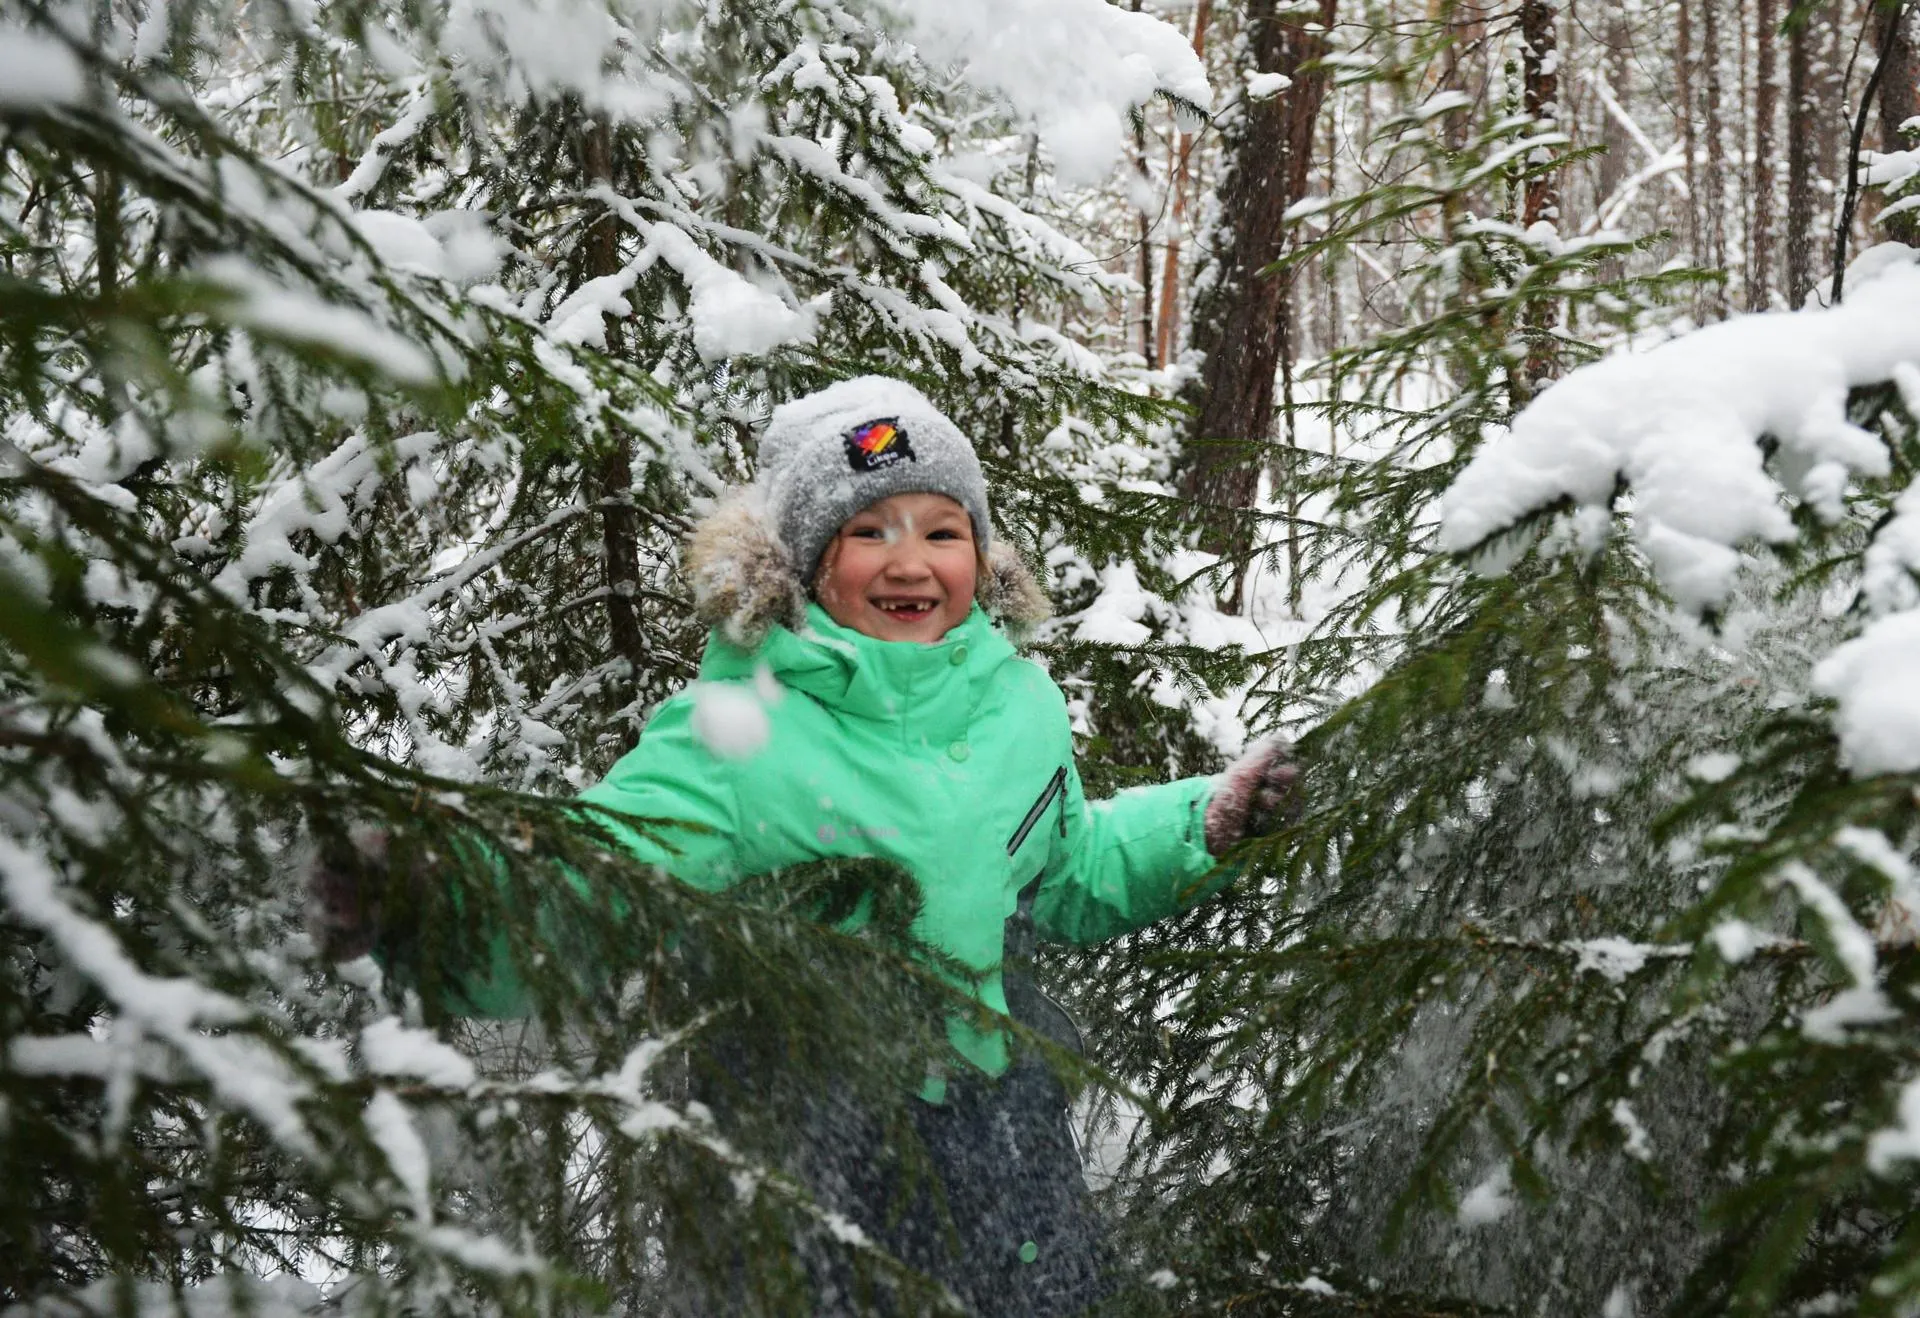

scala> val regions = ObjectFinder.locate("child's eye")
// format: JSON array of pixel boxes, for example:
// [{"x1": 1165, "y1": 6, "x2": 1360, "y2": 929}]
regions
[
  {"x1": 847, "y1": 526, "x2": 886, "y2": 540},
  {"x1": 928, "y1": 528, "x2": 964, "y2": 541}
]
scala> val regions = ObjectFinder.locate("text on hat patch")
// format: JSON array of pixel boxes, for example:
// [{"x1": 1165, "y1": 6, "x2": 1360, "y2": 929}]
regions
[{"x1": 843, "y1": 418, "x2": 916, "y2": 473}]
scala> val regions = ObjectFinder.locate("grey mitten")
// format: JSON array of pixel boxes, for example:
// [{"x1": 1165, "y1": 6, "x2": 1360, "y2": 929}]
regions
[
  {"x1": 1203, "y1": 737, "x2": 1302, "y2": 856},
  {"x1": 306, "y1": 827, "x2": 391, "y2": 961}
]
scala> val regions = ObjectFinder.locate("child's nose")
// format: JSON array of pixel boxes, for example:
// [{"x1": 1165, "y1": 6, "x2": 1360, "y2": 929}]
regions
[{"x1": 882, "y1": 544, "x2": 933, "y2": 577}]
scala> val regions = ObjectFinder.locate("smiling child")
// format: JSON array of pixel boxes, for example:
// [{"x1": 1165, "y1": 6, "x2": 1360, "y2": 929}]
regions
[{"x1": 313, "y1": 376, "x2": 1299, "y2": 1316}]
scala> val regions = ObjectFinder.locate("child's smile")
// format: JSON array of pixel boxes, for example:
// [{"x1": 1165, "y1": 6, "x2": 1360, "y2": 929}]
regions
[
  {"x1": 815, "y1": 492, "x2": 979, "y2": 643},
  {"x1": 872, "y1": 596, "x2": 938, "y2": 622}
]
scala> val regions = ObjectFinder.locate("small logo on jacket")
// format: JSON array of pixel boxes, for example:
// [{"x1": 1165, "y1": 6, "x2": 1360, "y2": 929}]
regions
[{"x1": 843, "y1": 418, "x2": 915, "y2": 473}]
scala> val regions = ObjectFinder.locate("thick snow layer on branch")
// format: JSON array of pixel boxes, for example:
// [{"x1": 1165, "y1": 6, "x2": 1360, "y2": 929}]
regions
[
  {"x1": 336, "y1": 90, "x2": 435, "y2": 201},
  {"x1": 1070, "y1": 562, "x2": 1155, "y2": 646},
  {"x1": 1861, "y1": 470, "x2": 1920, "y2": 616},
  {"x1": 439, "y1": 0, "x2": 673, "y2": 121},
  {"x1": 352, "y1": 209, "x2": 506, "y2": 284},
  {"x1": 1778, "y1": 862, "x2": 1899, "y2": 1040},
  {"x1": 365, "y1": 1089, "x2": 435, "y2": 1220},
  {"x1": 1439, "y1": 255, "x2": 1920, "y2": 612},
  {"x1": 360, "y1": 1016, "x2": 479, "y2": 1089},
  {"x1": 889, "y1": 0, "x2": 1211, "y2": 186},
  {"x1": 0, "y1": 25, "x2": 84, "y2": 107},
  {"x1": 1863, "y1": 146, "x2": 1920, "y2": 199},
  {"x1": 1811, "y1": 612, "x2": 1920, "y2": 775},
  {"x1": 648, "y1": 225, "x2": 814, "y2": 360},
  {"x1": 1441, "y1": 253, "x2": 1920, "y2": 778},
  {"x1": 202, "y1": 257, "x2": 438, "y2": 383},
  {"x1": 1245, "y1": 71, "x2": 1292, "y2": 100},
  {"x1": 1869, "y1": 1077, "x2": 1920, "y2": 1174},
  {"x1": 1568, "y1": 937, "x2": 1655, "y2": 983}
]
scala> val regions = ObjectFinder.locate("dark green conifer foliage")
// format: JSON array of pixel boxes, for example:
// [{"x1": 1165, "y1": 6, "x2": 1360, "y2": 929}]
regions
[{"x1": 1074, "y1": 15, "x2": 1920, "y2": 1318}]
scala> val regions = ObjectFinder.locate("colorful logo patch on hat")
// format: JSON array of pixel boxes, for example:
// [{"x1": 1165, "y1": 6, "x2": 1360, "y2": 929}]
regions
[{"x1": 843, "y1": 417, "x2": 915, "y2": 473}]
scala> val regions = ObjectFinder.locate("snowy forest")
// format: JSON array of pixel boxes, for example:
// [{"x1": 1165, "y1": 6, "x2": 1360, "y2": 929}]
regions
[{"x1": 5, "y1": 0, "x2": 1920, "y2": 1313}]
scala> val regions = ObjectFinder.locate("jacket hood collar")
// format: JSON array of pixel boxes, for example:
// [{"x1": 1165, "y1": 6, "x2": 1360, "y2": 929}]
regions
[
  {"x1": 683, "y1": 486, "x2": 1051, "y2": 652},
  {"x1": 700, "y1": 603, "x2": 1016, "y2": 720}
]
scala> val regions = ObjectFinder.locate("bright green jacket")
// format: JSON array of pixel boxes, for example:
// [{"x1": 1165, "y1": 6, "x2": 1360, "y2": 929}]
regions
[{"x1": 464, "y1": 603, "x2": 1226, "y2": 1078}]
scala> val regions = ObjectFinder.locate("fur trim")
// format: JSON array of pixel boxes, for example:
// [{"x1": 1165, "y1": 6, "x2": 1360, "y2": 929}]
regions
[
  {"x1": 684, "y1": 493, "x2": 1054, "y2": 649},
  {"x1": 684, "y1": 490, "x2": 808, "y2": 649},
  {"x1": 975, "y1": 541, "x2": 1053, "y2": 639}
]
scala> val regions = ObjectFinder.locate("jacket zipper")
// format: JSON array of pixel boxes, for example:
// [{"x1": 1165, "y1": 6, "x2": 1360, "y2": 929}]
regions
[{"x1": 1007, "y1": 766, "x2": 1068, "y2": 856}]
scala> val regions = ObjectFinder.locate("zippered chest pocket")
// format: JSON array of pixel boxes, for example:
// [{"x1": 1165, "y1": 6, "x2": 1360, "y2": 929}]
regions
[{"x1": 1006, "y1": 765, "x2": 1068, "y2": 859}]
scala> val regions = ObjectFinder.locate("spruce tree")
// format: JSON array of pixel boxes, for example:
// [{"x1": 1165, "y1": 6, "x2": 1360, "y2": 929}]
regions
[{"x1": 1076, "y1": 14, "x2": 1920, "y2": 1315}]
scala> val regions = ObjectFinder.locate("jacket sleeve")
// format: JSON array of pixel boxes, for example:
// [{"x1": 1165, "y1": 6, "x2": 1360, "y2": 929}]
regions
[
  {"x1": 409, "y1": 692, "x2": 743, "y2": 1017},
  {"x1": 1029, "y1": 757, "x2": 1229, "y2": 946},
  {"x1": 570, "y1": 693, "x2": 744, "y2": 892}
]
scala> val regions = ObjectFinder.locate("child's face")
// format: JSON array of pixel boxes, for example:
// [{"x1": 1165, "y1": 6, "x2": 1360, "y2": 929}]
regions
[{"x1": 815, "y1": 492, "x2": 979, "y2": 643}]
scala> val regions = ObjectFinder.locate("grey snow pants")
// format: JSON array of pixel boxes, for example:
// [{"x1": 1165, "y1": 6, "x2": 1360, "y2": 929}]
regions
[
  {"x1": 672, "y1": 1054, "x2": 1113, "y2": 1317},
  {"x1": 797, "y1": 1056, "x2": 1113, "y2": 1317}
]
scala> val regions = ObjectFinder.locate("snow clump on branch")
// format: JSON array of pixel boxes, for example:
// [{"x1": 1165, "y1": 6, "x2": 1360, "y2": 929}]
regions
[
  {"x1": 1439, "y1": 249, "x2": 1920, "y2": 776},
  {"x1": 887, "y1": 0, "x2": 1213, "y2": 186}
]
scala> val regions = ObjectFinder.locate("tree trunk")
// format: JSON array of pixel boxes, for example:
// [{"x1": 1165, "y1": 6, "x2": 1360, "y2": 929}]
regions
[
  {"x1": 1677, "y1": 0, "x2": 1702, "y2": 294},
  {"x1": 1431, "y1": 0, "x2": 1488, "y2": 156},
  {"x1": 1175, "y1": 0, "x2": 1336, "y2": 612},
  {"x1": 1594, "y1": 11, "x2": 1632, "y2": 286},
  {"x1": 1134, "y1": 0, "x2": 1156, "y2": 365},
  {"x1": 1875, "y1": 0, "x2": 1920, "y2": 246},
  {"x1": 1521, "y1": 0, "x2": 1560, "y2": 391},
  {"x1": 1815, "y1": 0, "x2": 1848, "y2": 217},
  {"x1": 1750, "y1": 0, "x2": 1780, "y2": 309},
  {"x1": 1154, "y1": 0, "x2": 1212, "y2": 367},
  {"x1": 583, "y1": 117, "x2": 649, "y2": 698},
  {"x1": 1787, "y1": 5, "x2": 1817, "y2": 306},
  {"x1": 1699, "y1": 0, "x2": 1729, "y2": 316},
  {"x1": 1522, "y1": 0, "x2": 1560, "y2": 227},
  {"x1": 1321, "y1": 94, "x2": 1341, "y2": 370}
]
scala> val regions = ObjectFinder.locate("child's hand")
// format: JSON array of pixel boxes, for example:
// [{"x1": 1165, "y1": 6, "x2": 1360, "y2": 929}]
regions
[
  {"x1": 1205, "y1": 738, "x2": 1301, "y2": 856},
  {"x1": 306, "y1": 827, "x2": 390, "y2": 961}
]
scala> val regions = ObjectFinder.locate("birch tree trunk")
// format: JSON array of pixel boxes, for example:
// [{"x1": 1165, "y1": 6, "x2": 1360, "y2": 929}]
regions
[{"x1": 1176, "y1": 0, "x2": 1335, "y2": 610}]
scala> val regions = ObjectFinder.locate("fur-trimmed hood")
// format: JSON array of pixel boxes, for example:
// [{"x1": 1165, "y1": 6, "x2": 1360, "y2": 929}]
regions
[{"x1": 684, "y1": 488, "x2": 1051, "y2": 650}]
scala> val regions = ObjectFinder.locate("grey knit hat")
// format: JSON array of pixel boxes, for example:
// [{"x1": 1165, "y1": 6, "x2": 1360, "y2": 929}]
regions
[{"x1": 757, "y1": 376, "x2": 992, "y2": 581}]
